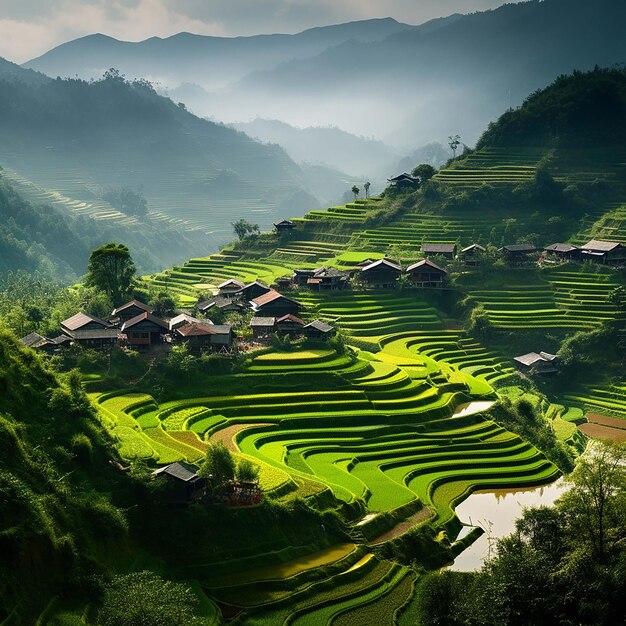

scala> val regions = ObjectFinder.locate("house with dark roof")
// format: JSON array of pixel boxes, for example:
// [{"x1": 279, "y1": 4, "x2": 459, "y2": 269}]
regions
[
  {"x1": 359, "y1": 259, "x2": 402, "y2": 289},
  {"x1": 513, "y1": 351, "x2": 559, "y2": 375},
  {"x1": 294, "y1": 266, "x2": 348, "y2": 290},
  {"x1": 275, "y1": 314, "x2": 305, "y2": 336},
  {"x1": 121, "y1": 312, "x2": 169, "y2": 349},
  {"x1": 61, "y1": 312, "x2": 112, "y2": 334},
  {"x1": 19, "y1": 332, "x2": 56, "y2": 353},
  {"x1": 217, "y1": 278, "x2": 246, "y2": 298},
  {"x1": 406, "y1": 259, "x2": 447, "y2": 287},
  {"x1": 111, "y1": 300, "x2": 153, "y2": 324},
  {"x1": 169, "y1": 313, "x2": 212, "y2": 332},
  {"x1": 421, "y1": 243, "x2": 457, "y2": 258},
  {"x1": 249, "y1": 316, "x2": 276, "y2": 341},
  {"x1": 580, "y1": 240, "x2": 625, "y2": 265},
  {"x1": 237, "y1": 280, "x2": 272, "y2": 303},
  {"x1": 196, "y1": 296, "x2": 246, "y2": 315},
  {"x1": 459, "y1": 243, "x2": 486, "y2": 266},
  {"x1": 152, "y1": 462, "x2": 206, "y2": 503},
  {"x1": 304, "y1": 320, "x2": 335, "y2": 339},
  {"x1": 60, "y1": 312, "x2": 119, "y2": 349},
  {"x1": 274, "y1": 219, "x2": 296, "y2": 233},
  {"x1": 499, "y1": 244, "x2": 537, "y2": 265},
  {"x1": 250, "y1": 290, "x2": 303, "y2": 316},
  {"x1": 387, "y1": 173, "x2": 420, "y2": 190},
  {"x1": 543, "y1": 243, "x2": 580, "y2": 261},
  {"x1": 175, "y1": 323, "x2": 234, "y2": 353}
]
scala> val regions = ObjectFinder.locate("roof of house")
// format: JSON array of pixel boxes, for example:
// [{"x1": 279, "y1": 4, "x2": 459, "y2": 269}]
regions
[
  {"x1": 68, "y1": 328, "x2": 121, "y2": 341},
  {"x1": 422, "y1": 243, "x2": 456, "y2": 254},
  {"x1": 251, "y1": 289, "x2": 302, "y2": 308},
  {"x1": 197, "y1": 296, "x2": 244, "y2": 311},
  {"x1": 544, "y1": 243, "x2": 579, "y2": 253},
  {"x1": 20, "y1": 332, "x2": 54, "y2": 348},
  {"x1": 250, "y1": 316, "x2": 276, "y2": 328},
  {"x1": 360, "y1": 258, "x2": 402, "y2": 273},
  {"x1": 169, "y1": 313, "x2": 212, "y2": 330},
  {"x1": 112, "y1": 299, "x2": 153, "y2": 316},
  {"x1": 217, "y1": 278, "x2": 245, "y2": 289},
  {"x1": 50, "y1": 335, "x2": 72, "y2": 345},
  {"x1": 304, "y1": 320, "x2": 334, "y2": 333},
  {"x1": 581, "y1": 239, "x2": 621, "y2": 252},
  {"x1": 121, "y1": 312, "x2": 169, "y2": 332},
  {"x1": 500, "y1": 244, "x2": 537, "y2": 253},
  {"x1": 177, "y1": 323, "x2": 232, "y2": 337},
  {"x1": 460, "y1": 243, "x2": 486, "y2": 254},
  {"x1": 61, "y1": 312, "x2": 111, "y2": 331},
  {"x1": 152, "y1": 462, "x2": 200, "y2": 482},
  {"x1": 514, "y1": 352, "x2": 559, "y2": 367},
  {"x1": 388, "y1": 173, "x2": 419, "y2": 183},
  {"x1": 274, "y1": 219, "x2": 295, "y2": 227},
  {"x1": 406, "y1": 259, "x2": 447, "y2": 274},
  {"x1": 275, "y1": 314, "x2": 305, "y2": 325}
]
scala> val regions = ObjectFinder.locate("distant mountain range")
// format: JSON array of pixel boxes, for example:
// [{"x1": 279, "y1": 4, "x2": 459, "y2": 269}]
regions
[{"x1": 23, "y1": 0, "x2": 626, "y2": 149}]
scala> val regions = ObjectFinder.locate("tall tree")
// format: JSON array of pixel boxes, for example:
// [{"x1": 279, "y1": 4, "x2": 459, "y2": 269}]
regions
[
  {"x1": 351, "y1": 185, "x2": 360, "y2": 201},
  {"x1": 231, "y1": 219, "x2": 260, "y2": 241},
  {"x1": 364, "y1": 181, "x2": 371, "y2": 198},
  {"x1": 85, "y1": 243, "x2": 135, "y2": 306},
  {"x1": 411, "y1": 164, "x2": 436, "y2": 181},
  {"x1": 448, "y1": 134, "x2": 461, "y2": 158}
]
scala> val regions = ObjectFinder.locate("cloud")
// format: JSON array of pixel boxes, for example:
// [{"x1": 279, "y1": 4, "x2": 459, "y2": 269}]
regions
[{"x1": 0, "y1": 0, "x2": 507, "y2": 63}]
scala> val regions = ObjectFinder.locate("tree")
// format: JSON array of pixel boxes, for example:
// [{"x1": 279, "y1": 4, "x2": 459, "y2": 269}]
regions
[
  {"x1": 606, "y1": 285, "x2": 626, "y2": 310},
  {"x1": 411, "y1": 164, "x2": 436, "y2": 181},
  {"x1": 98, "y1": 571, "x2": 204, "y2": 626},
  {"x1": 448, "y1": 134, "x2": 461, "y2": 158},
  {"x1": 199, "y1": 441, "x2": 236, "y2": 493},
  {"x1": 364, "y1": 181, "x2": 371, "y2": 198},
  {"x1": 236, "y1": 458, "x2": 260, "y2": 483},
  {"x1": 231, "y1": 219, "x2": 260, "y2": 241},
  {"x1": 85, "y1": 243, "x2": 135, "y2": 306},
  {"x1": 351, "y1": 185, "x2": 360, "y2": 201}
]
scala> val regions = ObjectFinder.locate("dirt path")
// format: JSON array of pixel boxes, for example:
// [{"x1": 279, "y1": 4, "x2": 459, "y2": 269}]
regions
[
  {"x1": 210, "y1": 422, "x2": 273, "y2": 452},
  {"x1": 368, "y1": 506, "x2": 434, "y2": 545}
]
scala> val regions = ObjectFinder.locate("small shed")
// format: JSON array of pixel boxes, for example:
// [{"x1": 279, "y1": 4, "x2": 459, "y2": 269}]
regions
[
  {"x1": 359, "y1": 259, "x2": 402, "y2": 289},
  {"x1": 421, "y1": 243, "x2": 457, "y2": 259},
  {"x1": 387, "y1": 173, "x2": 420, "y2": 190},
  {"x1": 459, "y1": 244, "x2": 486, "y2": 266},
  {"x1": 20, "y1": 332, "x2": 56, "y2": 353},
  {"x1": 176, "y1": 323, "x2": 234, "y2": 353},
  {"x1": 250, "y1": 290, "x2": 304, "y2": 317},
  {"x1": 111, "y1": 300, "x2": 153, "y2": 324},
  {"x1": 249, "y1": 316, "x2": 276, "y2": 340},
  {"x1": 406, "y1": 259, "x2": 447, "y2": 287},
  {"x1": 121, "y1": 312, "x2": 169, "y2": 349},
  {"x1": 152, "y1": 462, "x2": 206, "y2": 504},
  {"x1": 304, "y1": 320, "x2": 335, "y2": 339},
  {"x1": 274, "y1": 219, "x2": 296, "y2": 233},
  {"x1": 513, "y1": 351, "x2": 559, "y2": 375}
]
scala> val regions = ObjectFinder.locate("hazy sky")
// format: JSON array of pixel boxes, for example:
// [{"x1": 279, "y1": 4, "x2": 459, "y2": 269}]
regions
[{"x1": 0, "y1": 0, "x2": 509, "y2": 63}]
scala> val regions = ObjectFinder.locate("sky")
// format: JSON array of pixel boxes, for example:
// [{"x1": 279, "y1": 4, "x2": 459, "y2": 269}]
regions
[{"x1": 0, "y1": 0, "x2": 509, "y2": 63}]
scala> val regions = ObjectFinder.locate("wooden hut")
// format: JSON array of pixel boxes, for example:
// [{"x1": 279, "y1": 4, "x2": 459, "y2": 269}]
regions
[
  {"x1": 121, "y1": 312, "x2": 169, "y2": 350},
  {"x1": 406, "y1": 259, "x2": 447, "y2": 287},
  {"x1": 359, "y1": 259, "x2": 402, "y2": 289},
  {"x1": 250, "y1": 290, "x2": 303, "y2": 317}
]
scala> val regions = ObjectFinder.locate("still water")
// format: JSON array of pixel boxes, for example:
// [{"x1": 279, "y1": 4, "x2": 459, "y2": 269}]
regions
[{"x1": 450, "y1": 477, "x2": 568, "y2": 571}]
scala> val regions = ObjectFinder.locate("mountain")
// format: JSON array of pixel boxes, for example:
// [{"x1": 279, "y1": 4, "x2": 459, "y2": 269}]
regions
[
  {"x1": 0, "y1": 63, "x2": 319, "y2": 262},
  {"x1": 24, "y1": 18, "x2": 428, "y2": 90}
]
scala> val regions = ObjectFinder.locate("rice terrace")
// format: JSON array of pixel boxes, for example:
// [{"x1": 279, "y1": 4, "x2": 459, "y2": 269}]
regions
[{"x1": 1, "y1": 3, "x2": 626, "y2": 625}]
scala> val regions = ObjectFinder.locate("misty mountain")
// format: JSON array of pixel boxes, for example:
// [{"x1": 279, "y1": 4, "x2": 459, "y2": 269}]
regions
[
  {"x1": 0, "y1": 65, "x2": 321, "y2": 260},
  {"x1": 24, "y1": 18, "x2": 434, "y2": 91},
  {"x1": 232, "y1": 118, "x2": 401, "y2": 178},
  {"x1": 222, "y1": 0, "x2": 626, "y2": 146}
]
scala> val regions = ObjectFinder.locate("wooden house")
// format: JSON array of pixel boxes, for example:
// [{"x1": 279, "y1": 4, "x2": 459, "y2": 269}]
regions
[
  {"x1": 275, "y1": 276, "x2": 294, "y2": 290},
  {"x1": 250, "y1": 290, "x2": 304, "y2": 317},
  {"x1": 175, "y1": 323, "x2": 234, "y2": 353},
  {"x1": 543, "y1": 243, "x2": 580, "y2": 261},
  {"x1": 217, "y1": 278, "x2": 245, "y2": 298},
  {"x1": 421, "y1": 243, "x2": 457, "y2": 259},
  {"x1": 249, "y1": 317, "x2": 276, "y2": 341},
  {"x1": 61, "y1": 312, "x2": 112, "y2": 335},
  {"x1": 169, "y1": 313, "x2": 212, "y2": 332},
  {"x1": 121, "y1": 312, "x2": 169, "y2": 349},
  {"x1": 359, "y1": 259, "x2": 402, "y2": 288},
  {"x1": 274, "y1": 219, "x2": 296, "y2": 234},
  {"x1": 19, "y1": 332, "x2": 56, "y2": 353},
  {"x1": 238, "y1": 280, "x2": 272, "y2": 303},
  {"x1": 152, "y1": 462, "x2": 206, "y2": 504},
  {"x1": 196, "y1": 296, "x2": 246, "y2": 315},
  {"x1": 580, "y1": 240, "x2": 626, "y2": 265},
  {"x1": 60, "y1": 312, "x2": 119, "y2": 349},
  {"x1": 499, "y1": 244, "x2": 537, "y2": 265},
  {"x1": 111, "y1": 300, "x2": 153, "y2": 324},
  {"x1": 459, "y1": 244, "x2": 486, "y2": 266},
  {"x1": 513, "y1": 352, "x2": 559, "y2": 375},
  {"x1": 275, "y1": 314, "x2": 305, "y2": 336},
  {"x1": 387, "y1": 173, "x2": 420, "y2": 190},
  {"x1": 304, "y1": 320, "x2": 335, "y2": 339},
  {"x1": 406, "y1": 259, "x2": 447, "y2": 287}
]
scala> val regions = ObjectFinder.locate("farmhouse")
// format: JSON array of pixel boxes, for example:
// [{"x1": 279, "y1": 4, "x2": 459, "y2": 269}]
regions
[
  {"x1": 111, "y1": 300, "x2": 153, "y2": 324},
  {"x1": 544, "y1": 243, "x2": 580, "y2": 261},
  {"x1": 499, "y1": 244, "x2": 537, "y2": 265},
  {"x1": 249, "y1": 316, "x2": 276, "y2": 340},
  {"x1": 459, "y1": 243, "x2": 486, "y2": 266},
  {"x1": 360, "y1": 259, "x2": 402, "y2": 288},
  {"x1": 217, "y1": 278, "x2": 245, "y2": 298},
  {"x1": 303, "y1": 320, "x2": 335, "y2": 339},
  {"x1": 274, "y1": 219, "x2": 296, "y2": 233},
  {"x1": 406, "y1": 259, "x2": 447, "y2": 287},
  {"x1": 580, "y1": 239, "x2": 626, "y2": 265},
  {"x1": 421, "y1": 243, "x2": 457, "y2": 258},
  {"x1": 60, "y1": 312, "x2": 120, "y2": 349},
  {"x1": 513, "y1": 351, "x2": 559, "y2": 375},
  {"x1": 250, "y1": 290, "x2": 304, "y2": 316},
  {"x1": 61, "y1": 312, "x2": 112, "y2": 334},
  {"x1": 238, "y1": 280, "x2": 272, "y2": 302},
  {"x1": 295, "y1": 266, "x2": 348, "y2": 290},
  {"x1": 121, "y1": 312, "x2": 169, "y2": 349},
  {"x1": 19, "y1": 332, "x2": 56, "y2": 353},
  {"x1": 196, "y1": 296, "x2": 246, "y2": 314},
  {"x1": 387, "y1": 173, "x2": 420, "y2": 189},
  {"x1": 152, "y1": 462, "x2": 206, "y2": 504},
  {"x1": 275, "y1": 314, "x2": 305, "y2": 335},
  {"x1": 169, "y1": 313, "x2": 212, "y2": 332},
  {"x1": 175, "y1": 323, "x2": 234, "y2": 354}
]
